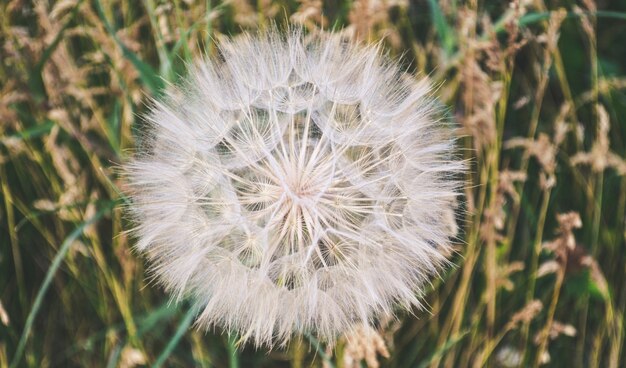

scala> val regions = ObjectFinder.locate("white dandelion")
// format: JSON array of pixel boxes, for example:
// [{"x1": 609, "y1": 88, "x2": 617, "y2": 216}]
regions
[{"x1": 125, "y1": 28, "x2": 463, "y2": 347}]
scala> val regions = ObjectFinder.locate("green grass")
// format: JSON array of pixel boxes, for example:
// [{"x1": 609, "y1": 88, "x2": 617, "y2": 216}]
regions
[{"x1": 1, "y1": 0, "x2": 626, "y2": 367}]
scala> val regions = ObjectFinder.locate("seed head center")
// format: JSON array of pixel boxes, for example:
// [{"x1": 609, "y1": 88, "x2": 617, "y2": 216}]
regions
[{"x1": 284, "y1": 175, "x2": 316, "y2": 204}]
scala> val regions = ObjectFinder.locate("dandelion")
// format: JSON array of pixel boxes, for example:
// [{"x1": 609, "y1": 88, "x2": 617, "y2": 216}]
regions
[{"x1": 124, "y1": 28, "x2": 463, "y2": 347}]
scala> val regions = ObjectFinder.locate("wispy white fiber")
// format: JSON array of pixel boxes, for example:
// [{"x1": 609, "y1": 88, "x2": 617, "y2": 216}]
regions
[{"x1": 125, "y1": 28, "x2": 463, "y2": 347}]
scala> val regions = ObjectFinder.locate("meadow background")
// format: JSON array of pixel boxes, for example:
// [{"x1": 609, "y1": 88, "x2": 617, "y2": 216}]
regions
[{"x1": 1, "y1": 0, "x2": 626, "y2": 367}]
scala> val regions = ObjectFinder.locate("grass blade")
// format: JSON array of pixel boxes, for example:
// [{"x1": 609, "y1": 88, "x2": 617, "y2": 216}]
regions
[
  {"x1": 152, "y1": 306, "x2": 196, "y2": 368},
  {"x1": 416, "y1": 330, "x2": 469, "y2": 368},
  {"x1": 494, "y1": 10, "x2": 626, "y2": 35},
  {"x1": 2, "y1": 120, "x2": 55, "y2": 143},
  {"x1": 93, "y1": 0, "x2": 163, "y2": 94},
  {"x1": 9, "y1": 203, "x2": 113, "y2": 368},
  {"x1": 428, "y1": 0, "x2": 456, "y2": 57},
  {"x1": 304, "y1": 333, "x2": 334, "y2": 368}
]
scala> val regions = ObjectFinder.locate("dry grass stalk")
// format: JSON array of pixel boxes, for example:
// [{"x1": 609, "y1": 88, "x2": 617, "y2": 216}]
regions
[
  {"x1": 571, "y1": 105, "x2": 626, "y2": 175},
  {"x1": 342, "y1": 324, "x2": 390, "y2": 368},
  {"x1": 346, "y1": 0, "x2": 406, "y2": 48},
  {"x1": 291, "y1": 0, "x2": 327, "y2": 30}
]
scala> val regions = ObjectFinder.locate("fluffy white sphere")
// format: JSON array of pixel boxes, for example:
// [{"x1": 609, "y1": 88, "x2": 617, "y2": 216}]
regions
[{"x1": 125, "y1": 29, "x2": 463, "y2": 347}]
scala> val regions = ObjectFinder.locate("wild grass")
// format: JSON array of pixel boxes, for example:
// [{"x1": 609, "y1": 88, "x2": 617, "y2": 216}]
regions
[{"x1": 1, "y1": 0, "x2": 625, "y2": 367}]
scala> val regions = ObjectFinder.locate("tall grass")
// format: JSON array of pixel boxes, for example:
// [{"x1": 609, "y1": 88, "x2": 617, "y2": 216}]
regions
[{"x1": 1, "y1": 0, "x2": 625, "y2": 367}]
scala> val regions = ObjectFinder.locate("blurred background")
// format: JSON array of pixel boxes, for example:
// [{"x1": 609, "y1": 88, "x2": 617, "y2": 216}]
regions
[{"x1": 1, "y1": 0, "x2": 626, "y2": 367}]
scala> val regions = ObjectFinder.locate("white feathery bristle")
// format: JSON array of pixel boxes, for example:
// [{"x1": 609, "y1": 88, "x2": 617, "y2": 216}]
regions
[{"x1": 124, "y1": 28, "x2": 463, "y2": 347}]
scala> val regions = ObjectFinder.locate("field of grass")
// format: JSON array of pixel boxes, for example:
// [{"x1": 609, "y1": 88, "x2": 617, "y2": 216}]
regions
[{"x1": 1, "y1": 0, "x2": 626, "y2": 367}]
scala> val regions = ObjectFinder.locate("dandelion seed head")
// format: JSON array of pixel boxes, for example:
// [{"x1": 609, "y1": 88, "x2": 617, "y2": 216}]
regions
[{"x1": 125, "y1": 28, "x2": 463, "y2": 347}]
